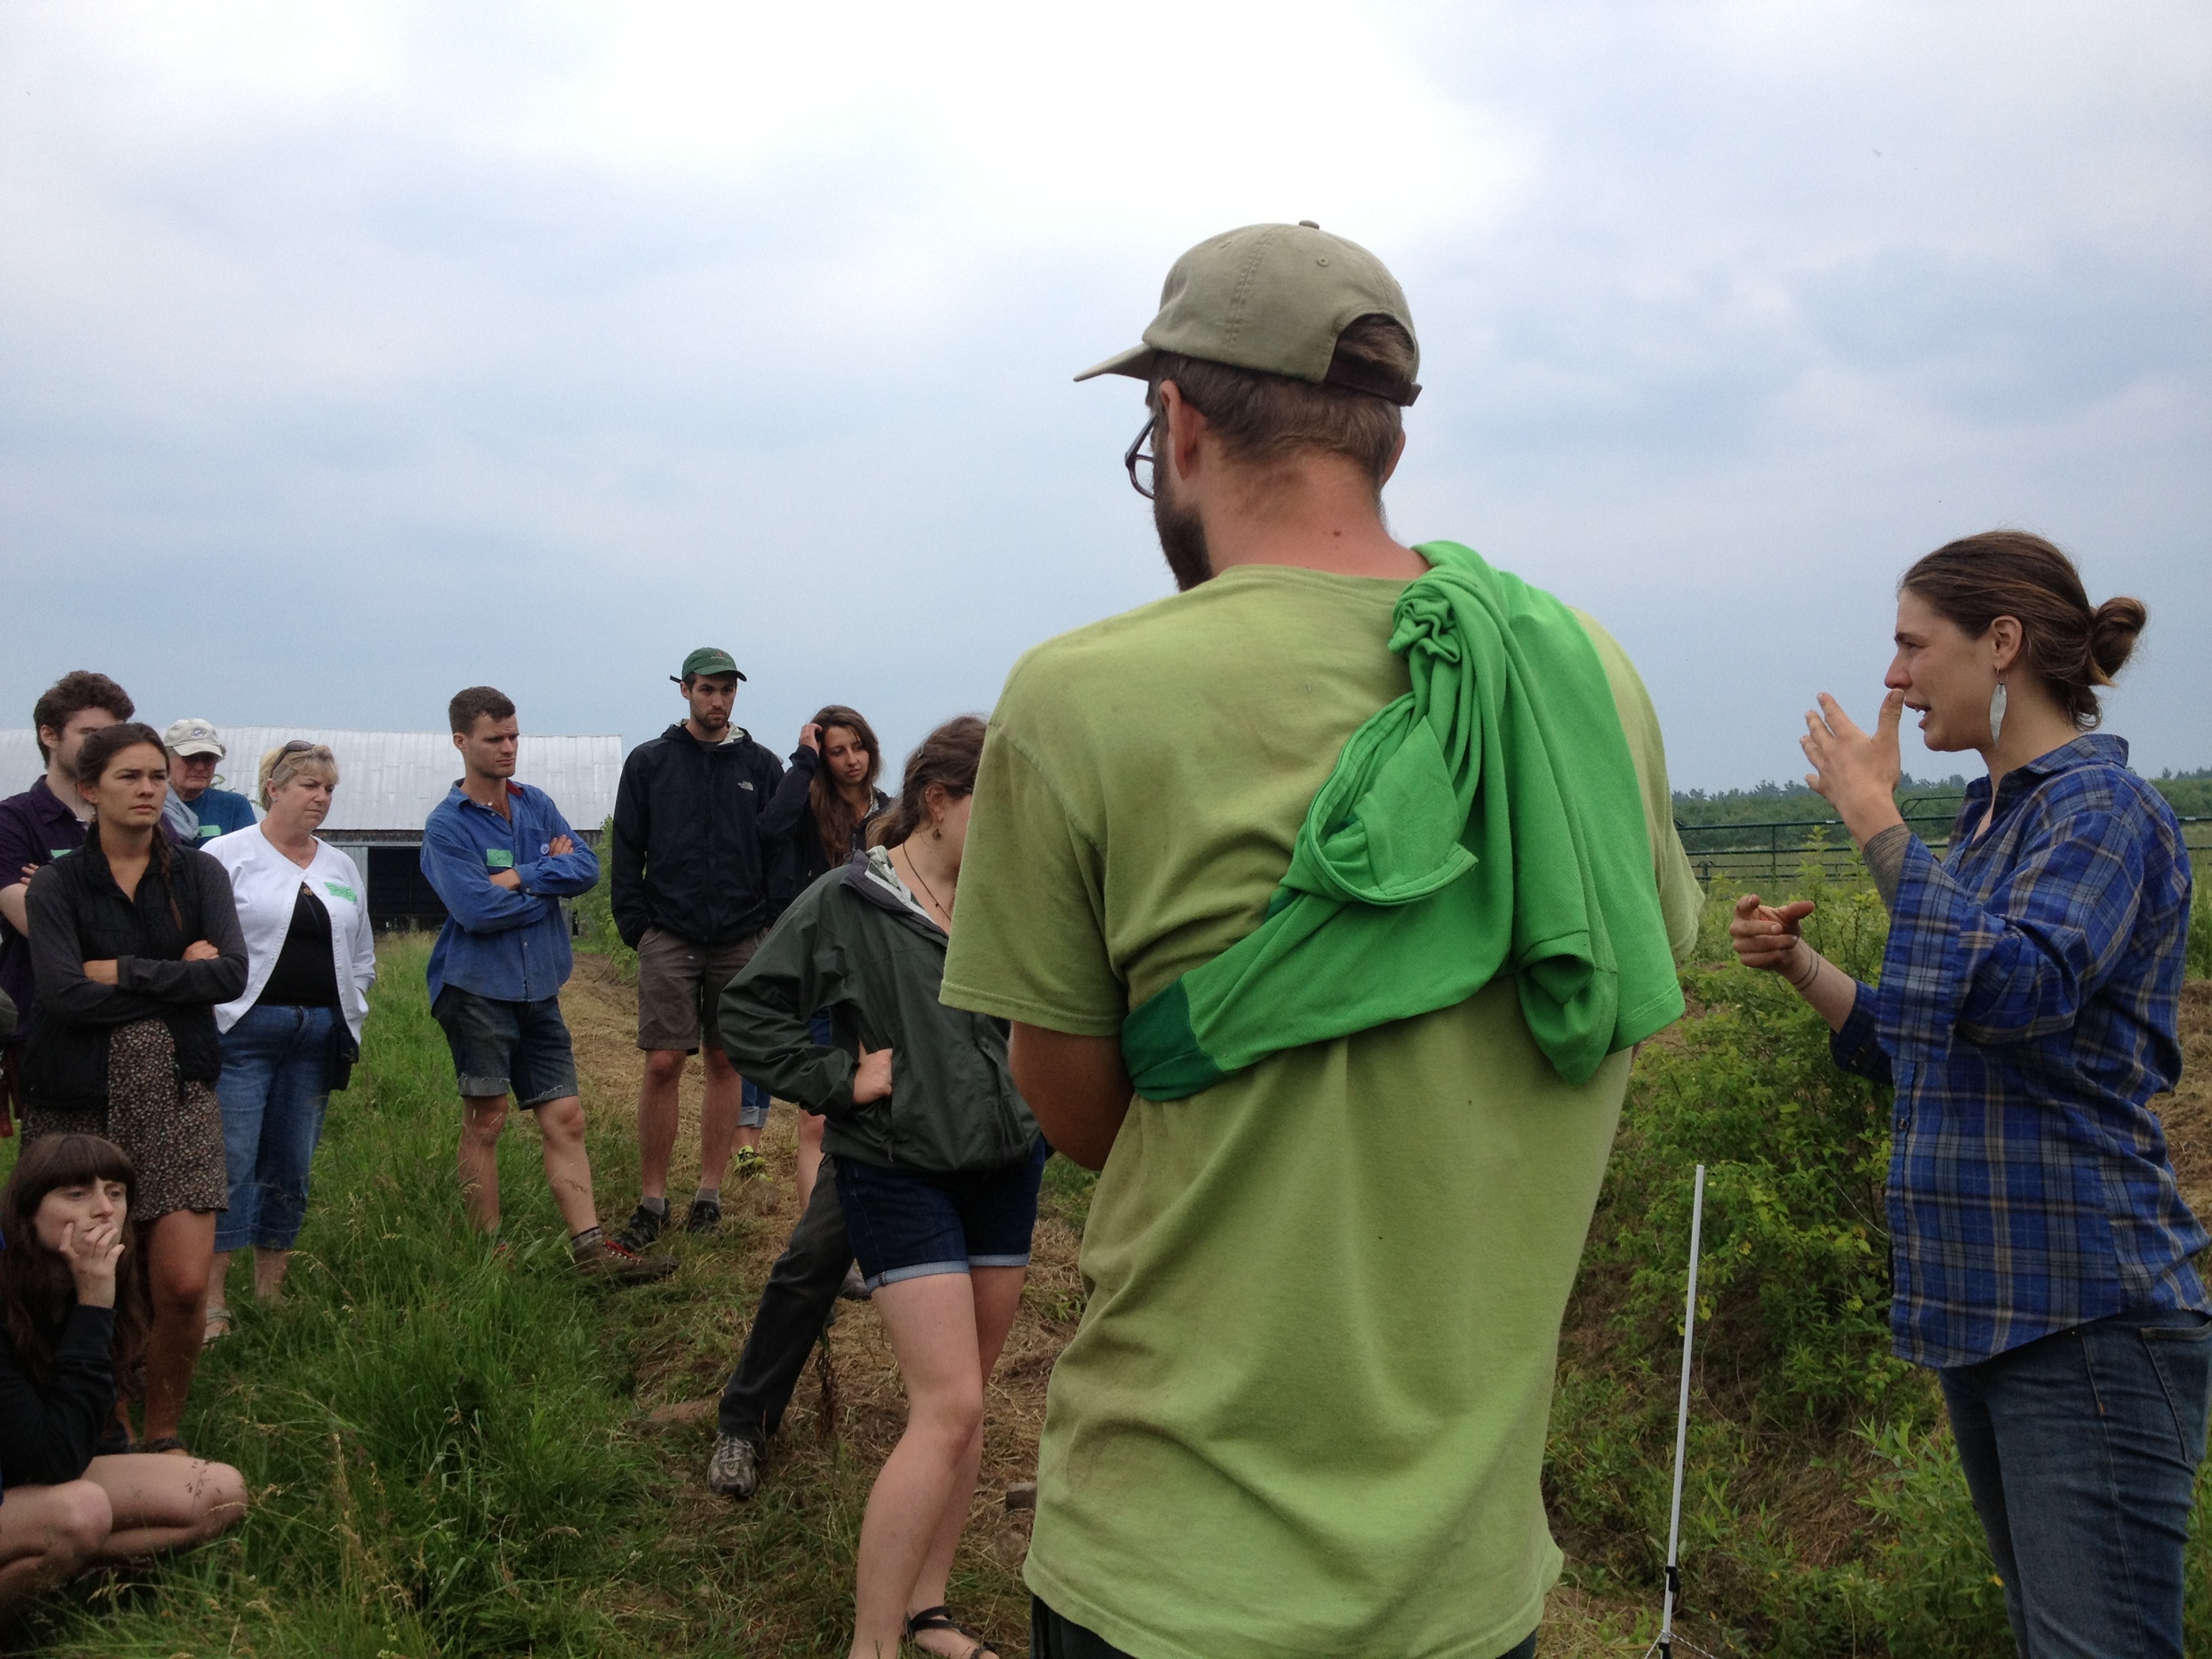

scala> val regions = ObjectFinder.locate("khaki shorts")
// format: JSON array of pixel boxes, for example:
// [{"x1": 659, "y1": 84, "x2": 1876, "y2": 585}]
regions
[{"x1": 635, "y1": 925, "x2": 768, "y2": 1054}]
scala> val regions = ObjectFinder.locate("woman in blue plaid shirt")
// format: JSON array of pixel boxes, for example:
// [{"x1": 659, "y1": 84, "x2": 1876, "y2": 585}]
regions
[{"x1": 1732, "y1": 530, "x2": 2206, "y2": 1659}]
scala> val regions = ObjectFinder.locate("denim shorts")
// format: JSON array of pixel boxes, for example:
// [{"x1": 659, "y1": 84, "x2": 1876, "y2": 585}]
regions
[
  {"x1": 834, "y1": 1137, "x2": 1048, "y2": 1290},
  {"x1": 431, "y1": 987, "x2": 579, "y2": 1108}
]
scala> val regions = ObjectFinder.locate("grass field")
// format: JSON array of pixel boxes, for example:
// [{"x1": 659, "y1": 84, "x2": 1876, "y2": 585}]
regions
[
  {"x1": 4, "y1": 909, "x2": 2208, "y2": 1655},
  {"x1": 6, "y1": 936, "x2": 1092, "y2": 1659}
]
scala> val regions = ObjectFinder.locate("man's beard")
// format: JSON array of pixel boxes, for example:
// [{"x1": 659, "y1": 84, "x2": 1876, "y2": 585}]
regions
[{"x1": 1151, "y1": 464, "x2": 1212, "y2": 592}]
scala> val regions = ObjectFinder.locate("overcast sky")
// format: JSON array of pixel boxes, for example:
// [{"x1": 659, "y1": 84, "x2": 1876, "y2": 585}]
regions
[{"x1": 4, "y1": 2, "x2": 2206, "y2": 795}]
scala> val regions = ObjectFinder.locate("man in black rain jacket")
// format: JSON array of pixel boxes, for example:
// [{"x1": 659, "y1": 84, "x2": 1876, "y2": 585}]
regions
[{"x1": 609, "y1": 648, "x2": 785, "y2": 1246}]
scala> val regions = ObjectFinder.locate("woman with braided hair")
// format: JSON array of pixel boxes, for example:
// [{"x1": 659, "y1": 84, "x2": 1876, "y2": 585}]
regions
[{"x1": 19, "y1": 722, "x2": 247, "y2": 1454}]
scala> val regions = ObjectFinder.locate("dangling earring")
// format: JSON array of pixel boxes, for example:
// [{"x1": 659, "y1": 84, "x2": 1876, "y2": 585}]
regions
[
  {"x1": 931, "y1": 821, "x2": 943, "y2": 841},
  {"x1": 1988, "y1": 677, "x2": 2008, "y2": 749}
]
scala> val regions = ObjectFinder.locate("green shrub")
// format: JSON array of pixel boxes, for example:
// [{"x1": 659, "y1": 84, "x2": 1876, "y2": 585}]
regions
[
  {"x1": 1553, "y1": 833, "x2": 2212, "y2": 1654},
  {"x1": 573, "y1": 817, "x2": 638, "y2": 980}
]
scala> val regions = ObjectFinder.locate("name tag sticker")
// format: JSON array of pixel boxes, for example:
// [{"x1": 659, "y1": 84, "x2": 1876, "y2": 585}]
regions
[
  {"x1": 325, "y1": 882, "x2": 357, "y2": 902},
  {"x1": 485, "y1": 849, "x2": 515, "y2": 870},
  {"x1": 49, "y1": 849, "x2": 74, "y2": 861}
]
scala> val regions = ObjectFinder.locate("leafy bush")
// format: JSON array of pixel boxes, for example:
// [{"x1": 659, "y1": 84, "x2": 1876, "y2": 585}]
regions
[
  {"x1": 1552, "y1": 836, "x2": 2212, "y2": 1653},
  {"x1": 573, "y1": 817, "x2": 638, "y2": 980}
]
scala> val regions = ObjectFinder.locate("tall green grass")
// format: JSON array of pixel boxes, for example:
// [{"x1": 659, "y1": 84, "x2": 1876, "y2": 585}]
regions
[
  {"x1": 13, "y1": 937, "x2": 669, "y2": 1655},
  {"x1": 1548, "y1": 856, "x2": 2212, "y2": 1655}
]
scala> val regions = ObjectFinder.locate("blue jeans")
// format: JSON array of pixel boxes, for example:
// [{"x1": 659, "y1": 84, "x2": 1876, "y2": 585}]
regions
[
  {"x1": 1940, "y1": 1308, "x2": 2212, "y2": 1657},
  {"x1": 215, "y1": 1003, "x2": 339, "y2": 1252},
  {"x1": 738, "y1": 1075, "x2": 772, "y2": 1131}
]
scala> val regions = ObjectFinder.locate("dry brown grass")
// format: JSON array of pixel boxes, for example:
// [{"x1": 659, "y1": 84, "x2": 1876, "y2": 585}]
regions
[
  {"x1": 2153, "y1": 979, "x2": 2212, "y2": 1216},
  {"x1": 557, "y1": 953, "x2": 1654, "y2": 1656}
]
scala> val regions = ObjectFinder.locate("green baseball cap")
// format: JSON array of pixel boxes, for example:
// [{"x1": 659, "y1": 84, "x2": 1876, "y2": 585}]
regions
[
  {"x1": 1077, "y1": 220, "x2": 1420, "y2": 404},
  {"x1": 674, "y1": 646, "x2": 746, "y2": 683}
]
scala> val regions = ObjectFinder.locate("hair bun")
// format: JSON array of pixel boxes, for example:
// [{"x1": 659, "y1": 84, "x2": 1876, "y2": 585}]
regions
[{"x1": 2088, "y1": 595, "x2": 2147, "y2": 681}]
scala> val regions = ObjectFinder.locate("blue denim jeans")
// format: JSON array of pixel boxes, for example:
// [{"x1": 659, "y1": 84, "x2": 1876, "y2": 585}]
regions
[
  {"x1": 215, "y1": 1003, "x2": 339, "y2": 1252},
  {"x1": 1939, "y1": 1308, "x2": 2212, "y2": 1657},
  {"x1": 738, "y1": 1075, "x2": 772, "y2": 1130}
]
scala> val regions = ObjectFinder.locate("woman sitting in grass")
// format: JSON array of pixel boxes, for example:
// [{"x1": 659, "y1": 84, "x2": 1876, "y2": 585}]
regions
[
  {"x1": 0, "y1": 1133, "x2": 247, "y2": 1614},
  {"x1": 722, "y1": 715, "x2": 1046, "y2": 1659}
]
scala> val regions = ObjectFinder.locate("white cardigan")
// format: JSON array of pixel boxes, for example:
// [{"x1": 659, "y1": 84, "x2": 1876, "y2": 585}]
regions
[{"x1": 206, "y1": 826, "x2": 377, "y2": 1041}]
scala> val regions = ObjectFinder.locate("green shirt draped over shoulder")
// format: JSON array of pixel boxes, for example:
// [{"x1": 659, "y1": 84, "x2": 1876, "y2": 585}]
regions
[{"x1": 1122, "y1": 541, "x2": 1686, "y2": 1098}]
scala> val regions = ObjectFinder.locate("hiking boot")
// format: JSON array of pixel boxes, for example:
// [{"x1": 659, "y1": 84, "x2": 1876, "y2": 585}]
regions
[
  {"x1": 686, "y1": 1195, "x2": 722, "y2": 1235},
  {"x1": 574, "y1": 1236, "x2": 678, "y2": 1286},
  {"x1": 732, "y1": 1146, "x2": 768, "y2": 1182},
  {"x1": 838, "y1": 1263, "x2": 872, "y2": 1302},
  {"x1": 707, "y1": 1432, "x2": 762, "y2": 1501},
  {"x1": 613, "y1": 1203, "x2": 664, "y2": 1252}
]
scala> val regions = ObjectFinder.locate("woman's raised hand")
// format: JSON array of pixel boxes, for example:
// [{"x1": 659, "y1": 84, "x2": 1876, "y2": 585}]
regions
[
  {"x1": 799, "y1": 723, "x2": 823, "y2": 754},
  {"x1": 1730, "y1": 893, "x2": 1816, "y2": 976},
  {"x1": 852, "y1": 1041, "x2": 894, "y2": 1104},
  {"x1": 58, "y1": 1217, "x2": 125, "y2": 1310},
  {"x1": 1801, "y1": 688, "x2": 1907, "y2": 845}
]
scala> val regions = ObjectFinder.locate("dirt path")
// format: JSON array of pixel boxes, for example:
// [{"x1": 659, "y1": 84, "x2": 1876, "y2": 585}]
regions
[
  {"x1": 559, "y1": 954, "x2": 1086, "y2": 1642},
  {"x1": 556, "y1": 956, "x2": 1666, "y2": 1655}
]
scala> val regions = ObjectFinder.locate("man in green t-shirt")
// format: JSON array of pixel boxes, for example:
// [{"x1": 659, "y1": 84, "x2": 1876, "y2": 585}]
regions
[{"x1": 940, "y1": 222, "x2": 1702, "y2": 1659}]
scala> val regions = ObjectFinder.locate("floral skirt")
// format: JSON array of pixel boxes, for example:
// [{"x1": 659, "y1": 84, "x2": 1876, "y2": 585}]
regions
[{"x1": 23, "y1": 1018, "x2": 228, "y2": 1222}]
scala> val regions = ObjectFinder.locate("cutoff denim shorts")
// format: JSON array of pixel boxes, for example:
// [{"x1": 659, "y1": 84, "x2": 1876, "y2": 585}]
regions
[
  {"x1": 834, "y1": 1136, "x2": 1048, "y2": 1290},
  {"x1": 432, "y1": 987, "x2": 579, "y2": 1107}
]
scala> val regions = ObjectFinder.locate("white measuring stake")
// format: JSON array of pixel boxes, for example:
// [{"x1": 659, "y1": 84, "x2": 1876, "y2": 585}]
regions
[{"x1": 1658, "y1": 1164, "x2": 1707, "y2": 1659}]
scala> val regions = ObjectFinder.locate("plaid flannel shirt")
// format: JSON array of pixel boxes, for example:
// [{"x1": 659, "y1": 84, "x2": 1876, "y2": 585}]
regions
[{"x1": 1832, "y1": 734, "x2": 2204, "y2": 1369}]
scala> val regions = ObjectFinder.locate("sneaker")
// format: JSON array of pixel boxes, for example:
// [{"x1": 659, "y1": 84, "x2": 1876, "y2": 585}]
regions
[
  {"x1": 838, "y1": 1263, "x2": 872, "y2": 1302},
  {"x1": 686, "y1": 1195, "x2": 722, "y2": 1235},
  {"x1": 614, "y1": 1203, "x2": 664, "y2": 1252},
  {"x1": 574, "y1": 1236, "x2": 679, "y2": 1286},
  {"x1": 732, "y1": 1146, "x2": 768, "y2": 1182},
  {"x1": 707, "y1": 1432, "x2": 762, "y2": 1501}
]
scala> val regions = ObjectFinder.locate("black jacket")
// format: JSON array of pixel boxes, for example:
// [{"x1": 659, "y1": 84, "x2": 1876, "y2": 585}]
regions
[
  {"x1": 758, "y1": 744, "x2": 891, "y2": 914},
  {"x1": 721, "y1": 851, "x2": 1038, "y2": 1175},
  {"x1": 22, "y1": 838, "x2": 249, "y2": 1113},
  {"x1": 610, "y1": 725, "x2": 786, "y2": 949},
  {"x1": 0, "y1": 1304, "x2": 117, "y2": 1488}
]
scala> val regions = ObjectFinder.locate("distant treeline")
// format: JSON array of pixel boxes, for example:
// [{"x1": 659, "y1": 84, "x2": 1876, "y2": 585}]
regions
[{"x1": 1674, "y1": 766, "x2": 2212, "y2": 828}]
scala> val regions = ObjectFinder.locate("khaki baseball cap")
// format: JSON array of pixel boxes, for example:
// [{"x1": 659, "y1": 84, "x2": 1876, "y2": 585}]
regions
[
  {"x1": 1077, "y1": 221, "x2": 1420, "y2": 404},
  {"x1": 163, "y1": 718, "x2": 225, "y2": 758}
]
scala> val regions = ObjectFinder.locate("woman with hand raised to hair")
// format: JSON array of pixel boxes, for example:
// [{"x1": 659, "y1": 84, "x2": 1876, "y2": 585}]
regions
[
  {"x1": 0, "y1": 1133, "x2": 247, "y2": 1614},
  {"x1": 19, "y1": 723, "x2": 248, "y2": 1455},
  {"x1": 720, "y1": 715, "x2": 1045, "y2": 1659},
  {"x1": 759, "y1": 704, "x2": 893, "y2": 1219},
  {"x1": 1730, "y1": 530, "x2": 2206, "y2": 1659}
]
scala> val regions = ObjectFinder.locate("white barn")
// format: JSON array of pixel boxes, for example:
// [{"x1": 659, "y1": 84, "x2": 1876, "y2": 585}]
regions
[{"x1": 0, "y1": 727, "x2": 623, "y2": 927}]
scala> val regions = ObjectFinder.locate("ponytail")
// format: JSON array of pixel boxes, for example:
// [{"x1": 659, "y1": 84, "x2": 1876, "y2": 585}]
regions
[{"x1": 869, "y1": 717, "x2": 985, "y2": 850}]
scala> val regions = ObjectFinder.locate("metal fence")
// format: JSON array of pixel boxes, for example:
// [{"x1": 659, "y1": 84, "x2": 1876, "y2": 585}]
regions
[{"x1": 1675, "y1": 814, "x2": 2212, "y2": 887}]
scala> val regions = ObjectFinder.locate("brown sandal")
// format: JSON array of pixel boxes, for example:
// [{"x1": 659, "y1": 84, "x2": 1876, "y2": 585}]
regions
[{"x1": 904, "y1": 1606, "x2": 998, "y2": 1659}]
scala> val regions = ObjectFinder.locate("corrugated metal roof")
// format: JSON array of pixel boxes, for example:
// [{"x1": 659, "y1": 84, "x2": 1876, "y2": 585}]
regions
[{"x1": 0, "y1": 727, "x2": 623, "y2": 834}]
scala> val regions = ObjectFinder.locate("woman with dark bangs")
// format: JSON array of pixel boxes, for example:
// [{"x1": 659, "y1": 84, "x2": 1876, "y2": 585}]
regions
[
  {"x1": 761, "y1": 704, "x2": 891, "y2": 1214},
  {"x1": 19, "y1": 722, "x2": 248, "y2": 1455},
  {"x1": 0, "y1": 1133, "x2": 246, "y2": 1613}
]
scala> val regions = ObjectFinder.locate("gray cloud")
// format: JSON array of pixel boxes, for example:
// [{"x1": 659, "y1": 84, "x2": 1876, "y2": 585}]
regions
[{"x1": 3, "y1": 2, "x2": 2205, "y2": 795}]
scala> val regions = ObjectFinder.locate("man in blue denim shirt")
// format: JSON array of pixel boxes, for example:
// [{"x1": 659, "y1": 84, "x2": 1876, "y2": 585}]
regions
[{"x1": 422, "y1": 686, "x2": 674, "y2": 1286}]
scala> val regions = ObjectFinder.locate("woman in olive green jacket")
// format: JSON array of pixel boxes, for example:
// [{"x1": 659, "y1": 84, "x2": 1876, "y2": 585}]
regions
[{"x1": 720, "y1": 716, "x2": 1043, "y2": 1659}]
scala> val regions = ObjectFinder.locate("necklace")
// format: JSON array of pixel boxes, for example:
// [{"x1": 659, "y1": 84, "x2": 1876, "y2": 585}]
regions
[{"x1": 899, "y1": 846, "x2": 954, "y2": 921}]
